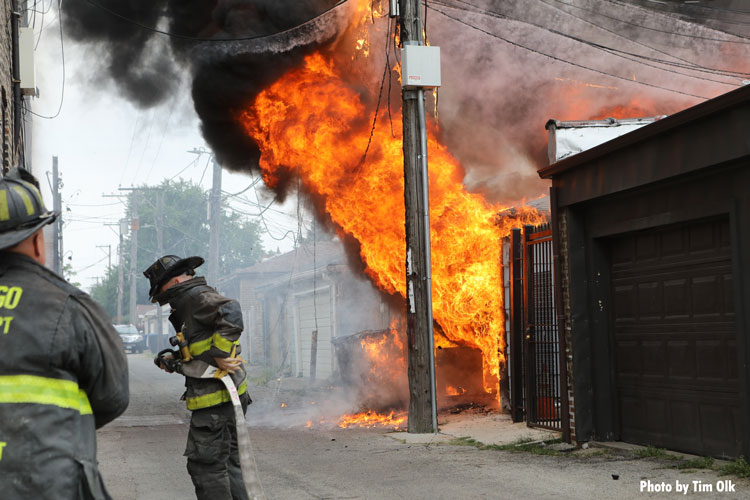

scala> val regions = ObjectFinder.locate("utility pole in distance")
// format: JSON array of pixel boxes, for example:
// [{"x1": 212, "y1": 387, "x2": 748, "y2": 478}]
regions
[
  {"x1": 116, "y1": 219, "x2": 127, "y2": 323},
  {"x1": 398, "y1": 0, "x2": 441, "y2": 433},
  {"x1": 127, "y1": 191, "x2": 139, "y2": 326},
  {"x1": 107, "y1": 189, "x2": 142, "y2": 325},
  {"x1": 155, "y1": 189, "x2": 165, "y2": 351},
  {"x1": 208, "y1": 155, "x2": 222, "y2": 285},
  {"x1": 96, "y1": 244, "x2": 112, "y2": 269},
  {"x1": 51, "y1": 156, "x2": 62, "y2": 275}
]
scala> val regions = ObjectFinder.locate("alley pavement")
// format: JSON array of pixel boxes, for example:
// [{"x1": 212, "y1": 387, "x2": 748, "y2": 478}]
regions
[{"x1": 96, "y1": 353, "x2": 749, "y2": 499}]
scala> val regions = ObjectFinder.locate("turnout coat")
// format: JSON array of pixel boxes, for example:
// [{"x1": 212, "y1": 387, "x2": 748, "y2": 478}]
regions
[
  {"x1": 0, "y1": 253, "x2": 129, "y2": 499},
  {"x1": 164, "y1": 277, "x2": 248, "y2": 410}
]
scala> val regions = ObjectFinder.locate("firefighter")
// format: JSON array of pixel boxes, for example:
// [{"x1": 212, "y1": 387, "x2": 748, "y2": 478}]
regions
[
  {"x1": 144, "y1": 255, "x2": 251, "y2": 500},
  {"x1": 0, "y1": 168, "x2": 129, "y2": 499}
]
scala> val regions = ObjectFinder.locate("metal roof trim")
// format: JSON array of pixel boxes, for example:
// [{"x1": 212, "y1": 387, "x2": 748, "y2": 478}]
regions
[{"x1": 539, "y1": 84, "x2": 750, "y2": 179}]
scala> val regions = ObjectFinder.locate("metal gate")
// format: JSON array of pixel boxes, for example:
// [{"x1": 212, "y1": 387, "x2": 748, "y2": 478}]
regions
[{"x1": 509, "y1": 223, "x2": 570, "y2": 438}]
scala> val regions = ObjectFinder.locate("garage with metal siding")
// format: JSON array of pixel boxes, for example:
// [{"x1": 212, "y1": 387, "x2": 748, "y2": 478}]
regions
[
  {"x1": 296, "y1": 289, "x2": 334, "y2": 380},
  {"x1": 609, "y1": 217, "x2": 740, "y2": 457}
]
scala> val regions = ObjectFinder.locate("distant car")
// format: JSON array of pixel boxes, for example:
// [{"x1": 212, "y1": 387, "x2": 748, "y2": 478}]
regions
[{"x1": 114, "y1": 324, "x2": 145, "y2": 353}]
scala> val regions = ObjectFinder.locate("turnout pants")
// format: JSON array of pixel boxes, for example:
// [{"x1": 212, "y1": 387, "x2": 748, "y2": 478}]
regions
[{"x1": 184, "y1": 396, "x2": 250, "y2": 500}]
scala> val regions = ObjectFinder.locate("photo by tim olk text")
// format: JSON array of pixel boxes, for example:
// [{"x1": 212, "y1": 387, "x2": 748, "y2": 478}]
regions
[{"x1": 640, "y1": 479, "x2": 737, "y2": 494}]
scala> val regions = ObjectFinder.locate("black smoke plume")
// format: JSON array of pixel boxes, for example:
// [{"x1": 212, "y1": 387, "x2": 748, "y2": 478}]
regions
[
  {"x1": 62, "y1": 0, "x2": 344, "y2": 170},
  {"x1": 63, "y1": 0, "x2": 748, "y2": 205}
]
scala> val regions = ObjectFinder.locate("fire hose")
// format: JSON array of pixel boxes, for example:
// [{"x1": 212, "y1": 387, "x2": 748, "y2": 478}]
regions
[{"x1": 155, "y1": 334, "x2": 266, "y2": 500}]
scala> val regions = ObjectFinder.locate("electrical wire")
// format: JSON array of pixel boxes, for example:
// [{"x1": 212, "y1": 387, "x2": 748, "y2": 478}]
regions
[
  {"x1": 167, "y1": 157, "x2": 200, "y2": 182},
  {"x1": 118, "y1": 110, "x2": 142, "y2": 187},
  {"x1": 73, "y1": 254, "x2": 109, "y2": 274},
  {"x1": 439, "y1": 0, "x2": 748, "y2": 80},
  {"x1": 427, "y1": 4, "x2": 712, "y2": 100},
  {"x1": 222, "y1": 176, "x2": 262, "y2": 197},
  {"x1": 131, "y1": 108, "x2": 157, "y2": 185},
  {"x1": 197, "y1": 154, "x2": 211, "y2": 186},
  {"x1": 252, "y1": 181, "x2": 297, "y2": 242},
  {"x1": 534, "y1": 0, "x2": 747, "y2": 79},
  {"x1": 25, "y1": 0, "x2": 65, "y2": 119},
  {"x1": 664, "y1": 1, "x2": 750, "y2": 16},
  {"x1": 614, "y1": 0, "x2": 750, "y2": 27},
  {"x1": 84, "y1": 0, "x2": 351, "y2": 42},
  {"x1": 551, "y1": 0, "x2": 750, "y2": 44},
  {"x1": 144, "y1": 98, "x2": 177, "y2": 184}
]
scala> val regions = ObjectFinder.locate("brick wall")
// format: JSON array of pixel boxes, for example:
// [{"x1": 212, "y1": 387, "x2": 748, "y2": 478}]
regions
[{"x1": 0, "y1": 0, "x2": 16, "y2": 170}]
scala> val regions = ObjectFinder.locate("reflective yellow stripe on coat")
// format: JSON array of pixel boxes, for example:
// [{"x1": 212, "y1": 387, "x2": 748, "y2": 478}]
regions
[
  {"x1": 186, "y1": 379, "x2": 247, "y2": 411},
  {"x1": 188, "y1": 332, "x2": 239, "y2": 357},
  {"x1": 0, "y1": 374, "x2": 92, "y2": 415}
]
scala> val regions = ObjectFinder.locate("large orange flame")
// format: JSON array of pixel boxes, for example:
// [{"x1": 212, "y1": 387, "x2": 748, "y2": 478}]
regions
[{"x1": 238, "y1": 51, "x2": 543, "y2": 393}]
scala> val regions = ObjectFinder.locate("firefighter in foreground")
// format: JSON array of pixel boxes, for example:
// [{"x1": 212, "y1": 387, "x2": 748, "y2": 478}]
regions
[
  {"x1": 144, "y1": 255, "x2": 253, "y2": 500},
  {"x1": 0, "y1": 168, "x2": 129, "y2": 499}
]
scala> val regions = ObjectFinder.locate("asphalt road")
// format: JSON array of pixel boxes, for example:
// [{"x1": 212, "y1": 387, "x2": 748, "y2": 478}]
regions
[{"x1": 96, "y1": 353, "x2": 749, "y2": 500}]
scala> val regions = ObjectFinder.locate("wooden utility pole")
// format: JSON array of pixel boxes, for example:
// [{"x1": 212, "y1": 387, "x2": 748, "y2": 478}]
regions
[
  {"x1": 400, "y1": 0, "x2": 438, "y2": 433},
  {"x1": 96, "y1": 244, "x2": 112, "y2": 269},
  {"x1": 156, "y1": 189, "x2": 164, "y2": 351},
  {"x1": 117, "y1": 219, "x2": 126, "y2": 323},
  {"x1": 128, "y1": 192, "x2": 139, "y2": 326},
  {"x1": 208, "y1": 156, "x2": 222, "y2": 285},
  {"x1": 51, "y1": 156, "x2": 62, "y2": 275}
]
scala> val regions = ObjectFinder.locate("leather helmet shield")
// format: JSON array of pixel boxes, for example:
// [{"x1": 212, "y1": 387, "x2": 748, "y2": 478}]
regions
[
  {"x1": 0, "y1": 169, "x2": 59, "y2": 251},
  {"x1": 143, "y1": 255, "x2": 204, "y2": 298}
]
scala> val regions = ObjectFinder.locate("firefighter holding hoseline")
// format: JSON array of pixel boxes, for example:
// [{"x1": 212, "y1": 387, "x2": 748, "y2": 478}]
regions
[
  {"x1": 0, "y1": 168, "x2": 130, "y2": 499},
  {"x1": 144, "y1": 255, "x2": 252, "y2": 500}
]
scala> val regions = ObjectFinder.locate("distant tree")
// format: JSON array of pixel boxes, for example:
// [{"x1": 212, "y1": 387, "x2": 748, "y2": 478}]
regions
[
  {"x1": 89, "y1": 179, "x2": 267, "y2": 319},
  {"x1": 62, "y1": 262, "x2": 82, "y2": 288}
]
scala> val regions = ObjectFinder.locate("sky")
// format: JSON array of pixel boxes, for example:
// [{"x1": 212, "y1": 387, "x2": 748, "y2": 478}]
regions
[{"x1": 29, "y1": 5, "x2": 301, "y2": 291}]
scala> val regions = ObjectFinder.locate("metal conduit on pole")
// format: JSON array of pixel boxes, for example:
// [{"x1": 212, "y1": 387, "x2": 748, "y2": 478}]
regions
[{"x1": 416, "y1": 89, "x2": 438, "y2": 432}]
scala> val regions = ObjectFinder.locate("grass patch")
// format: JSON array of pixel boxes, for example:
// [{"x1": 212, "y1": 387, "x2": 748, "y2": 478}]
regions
[
  {"x1": 677, "y1": 456, "x2": 714, "y2": 470},
  {"x1": 448, "y1": 437, "x2": 481, "y2": 447},
  {"x1": 578, "y1": 449, "x2": 611, "y2": 458},
  {"x1": 719, "y1": 457, "x2": 750, "y2": 478},
  {"x1": 448, "y1": 436, "x2": 563, "y2": 456},
  {"x1": 633, "y1": 446, "x2": 677, "y2": 460}
]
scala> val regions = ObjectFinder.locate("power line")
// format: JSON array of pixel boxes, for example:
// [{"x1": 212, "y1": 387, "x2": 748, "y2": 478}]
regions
[
  {"x1": 25, "y1": 0, "x2": 65, "y2": 119},
  {"x1": 84, "y1": 0, "x2": 351, "y2": 42},
  {"x1": 119, "y1": 110, "x2": 142, "y2": 187},
  {"x1": 427, "y1": 4, "x2": 712, "y2": 100},
  {"x1": 551, "y1": 0, "x2": 750, "y2": 44},
  {"x1": 439, "y1": 0, "x2": 747, "y2": 80},
  {"x1": 252, "y1": 181, "x2": 297, "y2": 242},
  {"x1": 631, "y1": 0, "x2": 750, "y2": 16},
  {"x1": 166, "y1": 156, "x2": 200, "y2": 182},
  {"x1": 222, "y1": 176, "x2": 263, "y2": 197},
  {"x1": 131, "y1": 108, "x2": 158, "y2": 185},
  {"x1": 615, "y1": 0, "x2": 750, "y2": 27},
  {"x1": 144, "y1": 96, "x2": 177, "y2": 183},
  {"x1": 534, "y1": 0, "x2": 747, "y2": 79}
]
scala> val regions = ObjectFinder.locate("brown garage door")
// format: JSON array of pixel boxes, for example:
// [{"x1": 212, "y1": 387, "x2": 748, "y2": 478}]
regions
[{"x1": 609, "y1": 217, "x2": 740, "y2": 458}]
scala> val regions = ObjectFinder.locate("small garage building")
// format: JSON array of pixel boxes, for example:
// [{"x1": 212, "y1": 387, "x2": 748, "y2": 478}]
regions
[{"x1": 539, "y1": 85, "x2": 750, "y2": 458}]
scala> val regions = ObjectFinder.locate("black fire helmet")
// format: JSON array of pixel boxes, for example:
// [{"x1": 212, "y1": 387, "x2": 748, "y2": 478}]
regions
[{"x1": 143, "y1": 255, "x2": 204, "y2": 301}]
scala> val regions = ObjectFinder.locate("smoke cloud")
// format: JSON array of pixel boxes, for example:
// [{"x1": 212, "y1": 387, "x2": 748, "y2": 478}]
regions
[{"x1": 63, "y1": 0, "x2": 748, "y2": 205}]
